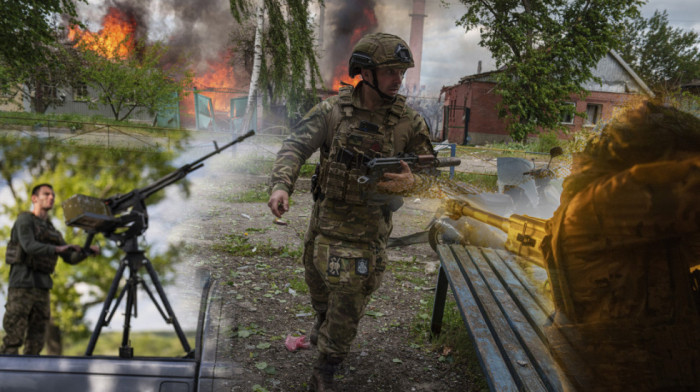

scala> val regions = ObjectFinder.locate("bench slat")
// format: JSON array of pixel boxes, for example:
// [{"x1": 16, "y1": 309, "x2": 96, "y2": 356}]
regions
[
  {"x1": 493, "y1": 250, "x2": 593, "y2": 389},
  {"x1": 452, "y1": 245, "x2": 548, "y2": 392},
  {"x1": 470, "y1": 246, "x2": 573, "y2": 392},
  {"x1": 496, "y1": 249, "x2": 555, "y2": 316},
  {"x1": 436, "y1": 244, "x2": 519, "y2": 392}
]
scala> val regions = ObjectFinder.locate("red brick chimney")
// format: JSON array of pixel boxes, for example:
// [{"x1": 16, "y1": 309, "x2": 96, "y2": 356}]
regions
[{"x1": 405, "y1": 0, "x2": 426, "y2": 95}]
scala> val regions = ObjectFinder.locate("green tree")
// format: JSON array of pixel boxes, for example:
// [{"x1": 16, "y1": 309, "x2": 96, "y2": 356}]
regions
[
  {"x1": 617, "y1": 10, "x2": 700, "y2": 94},
  {"x1": 229, "y1": 0, "x2": 323, "y2": 121},
  {"x1": 78, "y1": 38, "x2": 194, "y2": 121},
  {"x1": 0, "y1": 134, "x2": 189, "y2": 353},
  {"x1": 455, "y1": 0, "x2": 642, "y2": 141},
  {"x1": 0, "y1": 0, "x2": 86, "y2": 113},
  {"x1": 8, "y1": 46, "x2": 85, "y2": 114},
  {"x1": 0, "y1": 0, "x2": 84, "y2": 71}
]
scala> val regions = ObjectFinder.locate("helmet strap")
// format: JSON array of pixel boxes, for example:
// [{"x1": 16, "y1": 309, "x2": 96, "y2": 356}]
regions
[{"x1": 363, "y1": 69, "x2": 395, "y2": 101}]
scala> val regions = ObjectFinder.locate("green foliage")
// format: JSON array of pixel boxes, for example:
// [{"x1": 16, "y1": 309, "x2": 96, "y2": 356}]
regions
[
  {"x1": 299, "y1": 163, "x2": 317, "y2": 178},
  {"x1": 456, "y1": 0, "x2": 642, "y2": 141},
  {"x1": 617, "y1": 10, "x2": 700, "y2": 94},
  {"x1": 0, "y1": 0, "x2": 84, "y2": 71},
  {"x1": 78, "y1": 39, "x2": 194, "y2": 121},
  {"x1": 531, "y1": 131, "x2": 562, "y2": 153},
  {"x1": 229, "y1": 0, "x2": 323, "y2": 120},
  {"x1": 0, "y1": 133, "x2": 187, "y2": 343},
  {"x1": 62, "y1": 331, "x2": 196, "y2": 357}
]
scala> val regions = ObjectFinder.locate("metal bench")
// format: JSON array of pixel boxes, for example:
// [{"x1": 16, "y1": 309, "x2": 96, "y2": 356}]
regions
[{"x1": 430, "y1": 244, "x2": 577, "y2": 392}]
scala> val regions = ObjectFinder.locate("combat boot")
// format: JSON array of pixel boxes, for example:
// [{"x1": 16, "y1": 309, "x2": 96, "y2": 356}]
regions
[
  {"x1": 308, "y1": 354, "x2": 341, "y2": 392},
  {"x1": 309, "y1": 311, "x2": 326, "y2": 346}
]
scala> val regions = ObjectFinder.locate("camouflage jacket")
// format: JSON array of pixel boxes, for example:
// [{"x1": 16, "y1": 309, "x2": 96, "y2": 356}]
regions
[
  {"x1": 270, "y1": 83, "x2": 433, "y2": 195},
  {"x1": 8, "y1": 212, "x2": 86, "y2": 289},
  {"x1": 270, "y1": 82, "x2": 434, "y2": 244}
]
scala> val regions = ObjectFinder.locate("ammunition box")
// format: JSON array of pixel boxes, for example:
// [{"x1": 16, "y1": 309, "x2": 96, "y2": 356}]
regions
[{"x1": 63, "y1": 194, "x2": 115, "y2": 231}]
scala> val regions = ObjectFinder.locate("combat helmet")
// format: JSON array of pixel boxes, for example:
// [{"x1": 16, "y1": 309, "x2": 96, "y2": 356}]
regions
[{"x1": 349, "y1": 33, "x2": 414, "y2": 77}]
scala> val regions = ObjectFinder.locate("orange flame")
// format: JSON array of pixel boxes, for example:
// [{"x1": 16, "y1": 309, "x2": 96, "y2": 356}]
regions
[
  {"x1": 179, "y1": 56, "x2": 240, "y2": 118},
  {"x1": 68, "y1": 7, "x2": 136, "y2": 59}
]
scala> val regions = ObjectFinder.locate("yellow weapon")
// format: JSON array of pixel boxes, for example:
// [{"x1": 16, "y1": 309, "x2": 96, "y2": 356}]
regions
[{"x1": 444, "y1": 199, "x2": 547, "y2": 267}]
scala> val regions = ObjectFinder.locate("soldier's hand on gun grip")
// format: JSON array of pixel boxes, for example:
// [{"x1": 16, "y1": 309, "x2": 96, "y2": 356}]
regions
[
  {"x1": 55, "y1": 244, "x2": 81, "y2": 254},
  {"x1": 268, "y1": 189, "x2": 290, "y2": 218},
  {"x1": 84, "y1": 245, "x2": 101, "y2": 256},
  {"x1": 377, "y1": 160, "x2": 414, "y2": 193}
]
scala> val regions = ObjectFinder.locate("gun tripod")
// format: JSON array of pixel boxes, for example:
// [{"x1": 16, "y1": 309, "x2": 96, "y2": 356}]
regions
[{"x1": 84, "y1": 236, "x2": 192, "y2": 358}]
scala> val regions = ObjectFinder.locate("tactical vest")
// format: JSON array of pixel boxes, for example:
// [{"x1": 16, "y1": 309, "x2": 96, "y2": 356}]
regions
[
  {"x1": 318, "y1": 85, "x2": 407, "y2": 205},
  {"x1": 5, "y1": 212, "x2": 63, "y2": 274}
]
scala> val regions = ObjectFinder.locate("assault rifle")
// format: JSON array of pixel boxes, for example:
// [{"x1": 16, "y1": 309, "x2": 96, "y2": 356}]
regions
[
  {"x1": 443, "y1": 199, "x2": 547, "y2": 267},
  {"x1": 62, "y1": 129, "x2": 255, "y2": 358},
  {"x1": 336, "y1": 149, "x2": 461, "y2": 185}
]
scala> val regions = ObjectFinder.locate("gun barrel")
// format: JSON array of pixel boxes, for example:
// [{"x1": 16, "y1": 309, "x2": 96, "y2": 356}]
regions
[
  {"x1": 434, "y1": 157, "x2": 461, "y2": 168},
  {"x1": 447, "y1": 200, "x2": 510, "y2": 232},
  {"x1": 445, "y1": 200, "x2": 546, "y2": 267}
]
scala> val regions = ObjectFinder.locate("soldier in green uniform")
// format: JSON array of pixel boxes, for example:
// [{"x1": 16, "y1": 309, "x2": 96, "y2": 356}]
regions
[
  {"x1": 1, "y1": 183, "x2": 99, "y2": 355},
  {"x1": 268, "y1": 33, "x2": 435, "y2": 391},
  {"x1": 541, "y1": 102, "x2": 700, "y2": 390}
]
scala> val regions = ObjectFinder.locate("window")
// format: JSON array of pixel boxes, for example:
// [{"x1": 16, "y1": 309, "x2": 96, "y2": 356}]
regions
[
  {"x1": 585, "y1": 104, "x2": 603, "y2": 126},
  {"x1": 73, "y1": 83, "x2": 89, "y2": 101},
  {"x1": 560, "y1": 102, "x2": 575, "y2": 125}
]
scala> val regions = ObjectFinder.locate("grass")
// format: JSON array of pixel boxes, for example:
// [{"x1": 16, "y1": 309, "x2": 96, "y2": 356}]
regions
[
  {"x1": 214, "y1": 233, "x2": 301, "y2": 258},
  {"x1": 0, "y1": 111, "x2": 188, "y2": 138},
  {"x1": 229, "y1": 158, "x2": 274, "y2": 176},
  {"x1": 227, "y1": 185, "x2": 271, "y2": 203},
  {"x1": 289, "y1": 277, "x2": 309, "y2": 294},
  {"x1": 450, "y1": 172, "x2": 498, "y2": 192},
  {"x1": 411, "y1": 294, "x2": 489, "y2": 391},
  {"x1": 62, "y1": 330, "x2": 197, "y2": 357}
]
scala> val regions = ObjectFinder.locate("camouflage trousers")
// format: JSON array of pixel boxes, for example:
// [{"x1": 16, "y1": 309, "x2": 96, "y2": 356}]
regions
[
  {"x1": 303, "y1": 232, "x2": 386, "y2": 360},
  {"x1": 1, "y1": 287, "x2": 50, "y2": 355}
]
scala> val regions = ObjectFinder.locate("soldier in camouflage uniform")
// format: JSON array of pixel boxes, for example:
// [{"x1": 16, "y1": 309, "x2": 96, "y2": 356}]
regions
[
  {"x1": 1, "y1": 184, "x2": 99, "y2": 355},
  {"x1": 268, "y1": 33, "x2": 435, "y2": 391},
  {"x1": 541, "y1": 102, "x2": 700, "y2": 391}
]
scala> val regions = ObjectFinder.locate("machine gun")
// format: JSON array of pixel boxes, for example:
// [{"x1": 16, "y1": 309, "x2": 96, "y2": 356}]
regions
[
  {"x1": 333, "y1": 148, "x2": 461, "y2": 185},
  {"x1": 443, "y1": 199, "x2": 547, "y2": 267},
  {"x1": 62, "y1": 130, "x2": 255, "y2": 358}
]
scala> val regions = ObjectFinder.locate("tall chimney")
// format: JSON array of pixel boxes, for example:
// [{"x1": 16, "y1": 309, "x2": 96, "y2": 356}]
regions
[{"x1": 405, "y1": 0, "x2": 426, "y2": 95}]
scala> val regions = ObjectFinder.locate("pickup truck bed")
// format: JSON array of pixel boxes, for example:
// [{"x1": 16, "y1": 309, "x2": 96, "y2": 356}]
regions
[{"x1": 0, "y1": 276, "x2": 240, "y2": 392}]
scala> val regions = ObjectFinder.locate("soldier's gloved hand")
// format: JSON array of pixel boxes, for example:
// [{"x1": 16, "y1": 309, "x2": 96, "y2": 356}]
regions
[
  {"x1": 268, "y1": 189, "x2": 290, "y2": 218},
  {"x1": 377, "y1": 161, "x2": 415, "y2": 194}
]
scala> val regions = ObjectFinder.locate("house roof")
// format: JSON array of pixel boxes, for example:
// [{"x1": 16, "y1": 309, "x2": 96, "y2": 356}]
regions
[{"x1": 445, "y1": 50, "x2": 654, "y2": 97}]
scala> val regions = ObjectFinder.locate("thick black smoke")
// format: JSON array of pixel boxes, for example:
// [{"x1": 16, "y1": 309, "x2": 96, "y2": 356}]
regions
[
  {"x1": 323, "y1": 0, "x2": 378, "y2": 83},
  {"x1": 77, "y1": 0, "x2": 236, "y2": 71}
]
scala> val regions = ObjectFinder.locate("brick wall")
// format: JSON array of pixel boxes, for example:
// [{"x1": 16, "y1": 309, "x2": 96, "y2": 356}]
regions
[{"x1": 443, "y1": 81, "x2": 643, "y2": 145}]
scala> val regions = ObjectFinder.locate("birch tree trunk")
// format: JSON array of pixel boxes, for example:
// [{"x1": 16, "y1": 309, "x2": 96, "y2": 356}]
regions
[{"x1": 240, "y1": 1, "x2": 264, "y2": 134}]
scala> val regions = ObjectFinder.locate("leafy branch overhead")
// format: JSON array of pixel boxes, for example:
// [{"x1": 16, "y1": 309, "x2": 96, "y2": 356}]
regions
[
  {"x1": 456, "y1": 0, "x2": 643, "y2": 141},
  {"x1": 229, "y1": 0, "x2": 323, "y2": 120}
]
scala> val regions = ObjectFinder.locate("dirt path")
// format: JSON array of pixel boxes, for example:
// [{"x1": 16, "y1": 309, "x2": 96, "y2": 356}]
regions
[{"x1": 170, "y1": 149, "x2": 484, "y2": 391}]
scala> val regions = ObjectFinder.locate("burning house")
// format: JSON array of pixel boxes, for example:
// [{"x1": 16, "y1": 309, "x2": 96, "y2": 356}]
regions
[{"x1": 15, "y1": 0, "x2": 434, "y2": 132}]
